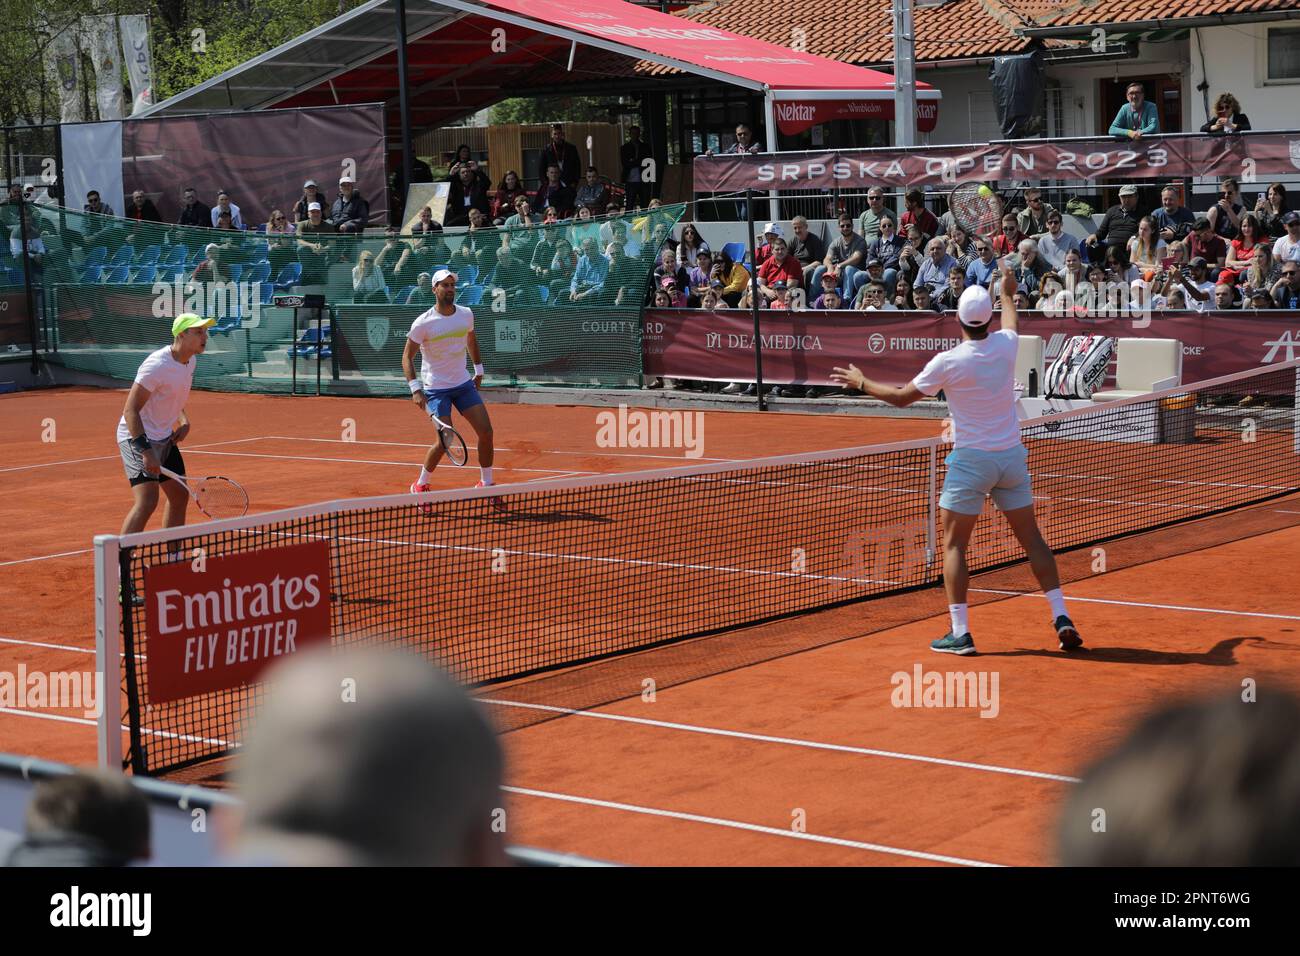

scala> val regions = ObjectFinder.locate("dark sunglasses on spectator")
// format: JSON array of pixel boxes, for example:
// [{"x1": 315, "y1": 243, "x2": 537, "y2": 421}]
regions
[{"x1": 1285, "y1": 269, "x2": 1299, "y2": 276}]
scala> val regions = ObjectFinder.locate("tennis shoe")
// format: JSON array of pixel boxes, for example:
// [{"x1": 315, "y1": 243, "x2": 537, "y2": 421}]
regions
[
  {"x1": 477, "y1": 480, "x2": 508, "y2": 513},
  {"x1": 1054, "y1": 615, "x2": 1083, "y2": 651},
  {"x1": 409, "y1": 480, "x2": 432, "y2": 515},
  {"x1": 930, "y1": 632, "x2": 977, "y2": 656}
]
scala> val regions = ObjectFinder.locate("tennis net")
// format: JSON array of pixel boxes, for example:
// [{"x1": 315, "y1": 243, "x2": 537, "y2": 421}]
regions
[{"x1": 95, "y1": 360, "x2": 1300, "y2": 777}]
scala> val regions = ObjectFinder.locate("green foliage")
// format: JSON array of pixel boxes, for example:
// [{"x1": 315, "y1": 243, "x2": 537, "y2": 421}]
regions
[{"x1": 490, "y1": 96, "x2": 618, "y2": 126}]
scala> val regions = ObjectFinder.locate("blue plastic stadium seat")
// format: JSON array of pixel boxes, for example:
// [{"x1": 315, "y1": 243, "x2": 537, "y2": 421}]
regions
[
  {"x1": 396, "y1": 285, "x2": 416, "y2": 303},
  {"x1": 103, "y1": 264, "x2": 130, "y2": 283},
  {"x1": 108, "y1": 245, "x2": 134, "y2": 267},
  {"x1": 273, "y1": 262, "x2": 302, "y2": 290},
  {"x1": 83, "y1": 246, "x2": 108, "y2": 269},
  {"x1": 81, "y1": 266, "x2": 102, "y2": 283},
  {"x1": 227, "y1": 262, "x2": 243, "y2": 283},
  {"x1": 457, "y1": 264, "x2": 478, "y2": 285},
  {"x1": 246, "y1": 260, "x2": 271, "y2": 285},
  {"x1": 136, "y1": 245, "x2": 161, "y2": 266},
  {"x1": 459, "y1": 286, "x2": 486, "y2": 306},
  {"x1": 161, "y1": 245, "x2": 187, "y2": 267},
  {"x1": 537, "y1": 284, "x2": 549, "y2": 303},
  {"x1": 132, "y1": 264, "x2": 157, "y2": 284}
]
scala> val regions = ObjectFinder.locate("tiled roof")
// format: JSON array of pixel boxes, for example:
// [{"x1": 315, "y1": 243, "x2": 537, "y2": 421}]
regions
[{"x1": 1011, "y1": 0, "x2": 1300, "y2": 29}]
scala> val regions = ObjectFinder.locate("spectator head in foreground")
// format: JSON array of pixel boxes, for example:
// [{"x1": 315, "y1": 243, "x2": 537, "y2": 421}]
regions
[
  {"x1": 229, "y1": 645, "x2": 505, "y2": 866},
  {"x1": 4, "y1": 770, "x2": 150, "y2": 866},
  {"x1": 1059, "y1": 691, "x2": 1300, "y2": 865}
]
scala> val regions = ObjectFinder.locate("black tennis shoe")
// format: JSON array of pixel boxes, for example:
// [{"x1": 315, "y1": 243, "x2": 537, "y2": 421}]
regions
[{"x1": 1055, "y1": 615, "x2": 1083, "y2": 651}]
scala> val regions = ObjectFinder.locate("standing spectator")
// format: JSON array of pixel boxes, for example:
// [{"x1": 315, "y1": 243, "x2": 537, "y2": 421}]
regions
[
  {"x1": 3, "y1": 771, "x2": 149, "y2": 867},
  {"x1": 676, "y1": 222, "x2": 710, "y2": 269},
  {"x1": 1086, "y1": 184, "x2": 1141, "y2": 264},
  {"x1": 210, "y1": 190, "x2": 243, "y2": 229},
  {"x1": 899, "y1": 188, "x2": 938, "y2": 246},
  {"x1": 1207, "y1": 177, "x2": 1244, "y2": 242},
  {"x1": 1272, "y1": 211, "x2": 1300, "y2": 264},
  {"x1": 711, "y1": 249, "x2": 750, "y2": 308},
  {"x1": 295, "y1": 203, "x2": 336, "y2": 284},
  {"x1": 965, "y1": 238, "x2": 998, "y2": 289},
  {"x1": 1255, "y1": 183, "x2": 1291, "y2": 239},
  {"x1": 445, "y1": 165, "x2": 492, "y2": 227},
  {"x1": 352, "y1": 250, "x2": 389, "y2": 303},
  {"x1": 538, "y1": 124, "x2": 582, "y2": 188},
  {"x1": 620, "y1": 125, "x2": 653, "y2": 209},
  {"x1": 534, "y1": 164, "x2": 575, "y2": 220},
  {"x1": 706, "y1": 123, "x2": 761, "y2": 157},
  {"x1": 574, "y1": 167, "x2": 610, "y2": 216},
  {"x1": 992, "y1": 212, "x2": 1023, "y2": 256},
  {"x1": 568, "y1": 237, "x2": 608, "y2": 304},
  {"x1": 1126, "y1": 216, "x2": 1167, "y2": 272},
  {"x1": 447, "y1": 145, "x2": 491, "y2": 190},
  {"x1": 1200, "y1": 93, "x2": 1251, "y2": 135},
  {"x1": 1152, "y1": 184, "x2": 1195, "y2": 244},
  {"x1": 1037, "y1": 211, "x2": 1080, "y2": 271},
  {"x1": 328, "y1": 175, "x2": 369, "y2": 233},
  {"x1": 293, "y1": 180, "x2": 323, "y2": 224},
  {"x1": 177, "y1": 186, "x2": 207, "y2": 228},
  {"x1": 126, "y1": 189, "x2": 161, "y2": 223},
  {"x1": 813, "y1": 214, "x2": 868, "y2": 298},
  {"x1": 788, "y1": 216, "x2": 826, "y2": 286},
  {"x1": 491, "y1": 170, "x2": 527, "y2": 225},
  {"x1": 1273, "y1": 262, "x2": 1300, "y2": 309},
  {"x1": 1188, "y1": 216, "x2": 1229, "y2": 270},
  {"x1": 913, "y1": 237, "x2": 957, "y2": 297},
  {"x1": 1226, "y1": 213, "x2": 1264, "y2": 274},
  {"x1": 867, "y1": 215, "x2": 906, "y2": 292},
  {"x1": 1108, "y1": 82, "x2": 1159, "y2": 141},
  {"x1": 857, "y1": 187, "x2": 893, "y2": 244},
  {"x1": 1016, "y1": 187, "x2": 1057, "y2": 239},
  {"x1": 757, "y1": 237, "x2": 802, "y2": 304}
]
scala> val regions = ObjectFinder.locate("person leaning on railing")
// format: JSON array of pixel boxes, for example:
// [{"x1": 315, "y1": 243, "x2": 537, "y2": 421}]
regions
[
  {"x1": 1108, "y1": 82, "x2": 1159, "y2": 141},
  {"x1": 1199, "y1": 93, "x2": 1251, "y2": 135}
]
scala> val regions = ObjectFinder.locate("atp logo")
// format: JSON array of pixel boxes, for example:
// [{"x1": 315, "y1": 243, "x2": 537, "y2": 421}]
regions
[{"x1": 1262, "y1": 330, "x2": 1300, "y2": 363}]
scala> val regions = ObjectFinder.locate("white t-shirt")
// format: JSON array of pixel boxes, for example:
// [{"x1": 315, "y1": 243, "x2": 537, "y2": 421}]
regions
[
  {"x1": 115, "y1": 346, "x2": 197, "y2": 443},
  {"x1": 407, "y1": 305, "x2": 474, "y2": 389},
  {"x1": 1273, "y1": 234, "x2": 1300, "y2": 264},
  {"x1": 912, "y1": 329, "x2": 1021, "y2": 451},
  {"x1": 1185, "y1": 280, "x2": 1215, "y2": 312}
]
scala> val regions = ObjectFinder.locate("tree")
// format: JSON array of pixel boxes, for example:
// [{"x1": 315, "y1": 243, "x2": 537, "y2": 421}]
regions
[{"x1": 490, "y1": 96, "x2": 617, "y2": 126}]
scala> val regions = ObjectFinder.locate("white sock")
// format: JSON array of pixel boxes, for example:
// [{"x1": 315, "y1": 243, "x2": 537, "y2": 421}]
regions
[
  {"x1": 949, "y1": 603, "x2": 969, "y2": 637},
  {"x1": 1046, "y1": 587, "x2": 1068, "y2": 620},
  {"x1": 480, "y1": 466, "x2": 494, "y2": 485},
  {"x1": 418, "y1": 467, "x2": 432, "y2": 485}
]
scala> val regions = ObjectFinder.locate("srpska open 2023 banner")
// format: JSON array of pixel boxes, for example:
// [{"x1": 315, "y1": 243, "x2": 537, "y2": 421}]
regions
[{"x1": 642, "y1": 308, "x2": 1300, "y2": 386}]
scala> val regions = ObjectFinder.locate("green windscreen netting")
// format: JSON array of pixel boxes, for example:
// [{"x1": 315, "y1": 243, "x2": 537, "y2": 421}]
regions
[{"x1": 14, "y1": 201, "x2": 684, "y2": 392}]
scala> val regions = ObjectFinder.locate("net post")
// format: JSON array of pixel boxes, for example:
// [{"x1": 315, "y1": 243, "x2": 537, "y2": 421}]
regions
[
  {"x1": 744, "y1": 187, "x2": 765, "y2": 411},
  {"x1": 926, "y1": 441, "x2": 938, "y2": 567},
  {"x1": 93, "y1": 534, "x2": 124, "y2": 772}
]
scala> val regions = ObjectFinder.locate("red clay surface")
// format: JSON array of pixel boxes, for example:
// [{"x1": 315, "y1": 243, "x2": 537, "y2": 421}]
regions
[{"x1": 2, "y1": 385, "x2": 1298, "y2": 866}]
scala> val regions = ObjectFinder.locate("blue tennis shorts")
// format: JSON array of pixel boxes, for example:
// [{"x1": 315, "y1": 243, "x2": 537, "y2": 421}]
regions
[
  {"x1": 423, "y1": 379, "x2": 484, "y2": 420},
  {"x1": 939, "y1": 444, "x2": 1033, "y2": 515}
]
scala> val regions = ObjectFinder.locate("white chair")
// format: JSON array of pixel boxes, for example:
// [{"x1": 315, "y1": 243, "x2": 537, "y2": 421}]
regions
[
  {"x1": 1015, "y1": 335, "x2": 1044, "y2": 397},
  {"x1": 1090, "y1": 338, "x2": 1182, "y2": 401}
]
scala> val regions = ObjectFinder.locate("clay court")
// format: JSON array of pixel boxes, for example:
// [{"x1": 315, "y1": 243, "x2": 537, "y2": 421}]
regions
[{"x1": 2, "y1": 385, "x2": 1299, "y2": 866}]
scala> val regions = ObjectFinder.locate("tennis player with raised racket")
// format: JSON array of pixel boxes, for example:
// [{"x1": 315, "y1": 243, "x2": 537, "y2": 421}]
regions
[
  {"x1": 831, "y1": 267, "x2": 1082, "y2": 656},
  {"x1": 403, "y1": 268, "x2": 497, "y2": 508}
]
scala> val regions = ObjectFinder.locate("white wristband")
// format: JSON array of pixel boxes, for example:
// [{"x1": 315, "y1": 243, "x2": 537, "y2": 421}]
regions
[
  {"x1": 407, "y1": 379, "x2": 422, "y2": 394},
  {"x1": 473, "y1": 364, "x2": 485, "y2": 377}
]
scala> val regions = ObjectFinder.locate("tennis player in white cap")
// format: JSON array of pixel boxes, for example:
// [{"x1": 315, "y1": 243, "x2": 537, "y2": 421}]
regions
[{"x1": 831, "y1": 267, "x2": 1081, "y2": 655}]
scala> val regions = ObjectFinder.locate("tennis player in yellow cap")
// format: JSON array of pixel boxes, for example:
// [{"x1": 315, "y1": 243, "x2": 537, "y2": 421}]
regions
[{"x1": 116, "y1": 312, "x2": 215, "y2": 537}]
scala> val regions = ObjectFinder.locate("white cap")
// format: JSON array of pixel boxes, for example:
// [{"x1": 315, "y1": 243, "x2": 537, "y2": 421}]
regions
[
  {"x1": 307, "y1": 202, "x2": 322, "y2": 211},
  {"x1": 431, "y1": 268, "x2": 457, "y2": 284},
  {"x1": 956, "y1": 285, "x2": 993, "y2": 327},
  {"x1": 339, "y1": 174, "x2": 355, "y2": 184},
  {"x1": 762, "y1": 221, "x2": 783, "y2": 237},
  {"x1": 303, "y1": 179, "x2": 318, "y2": 188}
]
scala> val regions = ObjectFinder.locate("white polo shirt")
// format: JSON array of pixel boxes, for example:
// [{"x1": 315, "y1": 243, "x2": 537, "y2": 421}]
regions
[
  {"x1": 407, "y1": 304, "x2": 474, "y2": 390},
  {"x1": 912, "y1": 329, "x2": 1020, "y2": 451},
  {"x1": 115, "y1": 346, "x2": 196, "y2": 443}
]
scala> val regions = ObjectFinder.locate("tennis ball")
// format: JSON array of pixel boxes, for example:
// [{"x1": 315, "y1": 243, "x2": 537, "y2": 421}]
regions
[{"x1": 977, "y1": 185, "x2": 994, "y2": 199}]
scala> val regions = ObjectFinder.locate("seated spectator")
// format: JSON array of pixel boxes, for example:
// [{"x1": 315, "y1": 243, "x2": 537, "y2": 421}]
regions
[
  {"x1": 1256, "y1": 183, "x2": 1291, "y2": 240},
  {"x1": 711, "y1": 250, "x2": 750, "y2": 308},
  {"x1": 328, "y1": 175, "x2": 369, "y2": 233},
  {"x1": 965, "y1": 239, "x2": 998, "y2": 288},
  {"x1": 1076, "y1": 263, "x2": 1111, "y2": 315},
  {"x1": 1036, "y1": 211, "x2": 1079, "y2": 272},
  {"x1": 857, "y1": 187, "x2": 894, "y2": 243},
  {"x1": 1104, "y1": 243, "x2": 1136, "y2": 284},
  {"x1": 687, "y1": 249, "x2": 714, "y2": 303},
  {"x1": 445, "y1": 165, "x2": 492, "y2": 228},
  {"x1": 756, "y1": 236, "x2": 802, "y2": 304},
  {"x1": 448, "y1": 207, "x2": 493, "y2": 275},
  {"x1": 1086, "y1": 184, "x2": 1141, "y2": 263},
  {"x1": 569, "y1": 205, "x2": 602, "y2": 252},
  {"x1": 174, "y1": 186, "x2": 208, "y2": 228},
  {"x1": 606, "y1": 239, "x2": 644, "y2": 307},
  {"x1": 815, "y1": 285, "x2": 845, "y2": 310},
  {"x1": 352, "y1": 250, "x2": 389, "y2": 303},
  {"x1": 1243, "y1": 244, "x2": 1280, "y2": 297},
  {"x1": 83, "y1": 188, "x2": 115, "y2": 218},
  {"x1": 393, "y1": 211, "x2": 451, "y2": 284},
  {"x1": 913, "y1": 238, "x2": 957, "y2": 297},
  {"x1": 574, "y1": 167, "x2": 610, "y2": 216},
  {"x1": 491, "y1": 170, "x2": 527, "y2": 225},
  {"x1": 296, "y1": 203, "x2": 336, "y2": 284},
  {"x1": 568, "y1": 237, "x2": 608, "y2": 303},
  {"x1": 264, "y1": 208, "x2": 297, "y2": 274},
  {"x1": 1213, "y1": 282, "x2": 1239, "y2": 310},
  {"x1": 529, "y1": 224, "x2": 559, "y2": 279},
  {"x1": 992, "y1": 212, "x2": 1023, "y2": 256},
  {"x1": 1165, "y1": 285, "x2": 1187, "y2": 310},
  {"x1": 899, "y1": 222, "x2": 924, "y2": 283},
  {"x1": 935, "y1": 266, "x2": 967, "y2": 311},
  {"x1": 3, "y1": 770, "x2": 149, "y2": 866},
  {"x1": 534, "y1": 164, "x2": 575, "y2": 220},
  {"x1": 813, "y1": 215, "x2": 868, "y2": 297},
  {"x1": 1200, "y1": 92, "x2": 1251, "y2": 135},
  {"x1": 293, "y1": 180, "x2": 324, "y2": 224},
  {"x1": 700, "y1": 286, "x2": 728, "y2": 310},
  {"x1": 868, "y1": 215, "x2": 906, "y2": 292},
  {"x1": 658, "y1": 275, "x2": 687, "y2": 308},
  {"x1": 537, "y1": 237, "x2": 577, "y2": 300},
  {"x1": 893, "y1": 278, "x2": 913, "y2": 309},
  {"x1": 676, "y1": 222, "x2": 709, "y2": 269},
  {"x1": 1247, "y1": 288, "x2": 1273, "y2": 309},
  {"x1": 1274, "y1": 262, "x2": 1300, "y2": 309},
  {"x1": 405, "y1": 271, "x2": 436, "y2": 305},
  {"x1": 1274, "y1": 211, "x2": 1300, "y2": 264},
  {"x1": 900, "y1": 188, "x2": 938, "y2": 246},
  {"x1": 1060, "y1": 246, "x2": 1086, "y2": 292},
  {"x1": 191, "y1": 242, "x2": 224, "y2": 282},
  {"x1": 447, "y1": 144, "x2": 491, "y2": 188},
  {"x1": 264, "y1": 207, "x2": 295, "y2": 236},
  {"x1": 126, "y1": 189, "x2": 162, "y2": 223},
  {"x1": 652, "y1": 245, "x2": 690, "y2": 301},
  {"x1": 1038, "y1": 273, "x2": 1067, "y2": 315},
  {"x1": 944, "y1": 223, "x2": 978, "y2": 272},
  {"x1": 1016, "y1": 187, "x2": 1057, "y2": 239},
  {"x1": 789, "y1": 215, "x2": 826, "y2": 286},
  {"x1": 1126, "y1": 215, "x2": 1167, "y2": 272},
  {"x1": 1188, "y1": 216, "x2": 1229, "y2": 270},
  {"x1": 9, "y1": 216, "x2": 46, "y2": 274},
  {"x1": 652, "y1": 287, "x2": 673, "y2": 308},
  {"x1": 911, "y1": 283, "x2": 941, "y2": 313},
  {"x1": 754, "y1": 221, "x2": 784, "y2": 268},
  {"x1": 1226, "y1": 213, "x2": 1264, "y2": 273},
  {"x1": 1166, "y1": 256, "x2": 1215, "y2": 311},
  {"x1": 813, "y1": 269, "x2": 842, "y2": 304},
  {"x1": 1015, "y1": 238, "x2": 1048, "y2": 293},
  {"x1": 1208, "y1": 177, "x2": 1244, "y2": 242},
  {"x1": 1129, "y1": 277, "x2": 1166, "y2": 314},
  {"x1": 503, "y1": 197, "x2": 541, "y2": 257},
  {"x1": 1152, "y1": 184, "x2": 1195, "y2": 244},
  {"x1": 492, "y1": 244, "x2": 539, "y2": 307},
  {"x1": 1108, "y1": 81, "x2": 1159, "y2": 140},
  {"x1": 211, "y1": 189, "x2": 243, "y2": 229},
  {"x1": 856, "y1": 280, "x2": 896, "y2": 311}
]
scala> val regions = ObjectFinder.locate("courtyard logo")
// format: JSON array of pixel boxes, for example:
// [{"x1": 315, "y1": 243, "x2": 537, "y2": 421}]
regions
[
  {"x1": 595, "y1": 404, "x2": 705, "y2": 459},
  {"x1": 890, "y1": 663, "x2": 1000, "y2": 718}
]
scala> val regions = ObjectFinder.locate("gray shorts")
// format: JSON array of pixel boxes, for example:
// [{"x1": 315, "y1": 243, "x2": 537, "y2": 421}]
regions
[{"x1": 118, "y1": 437, "x2": 185, "y2": 486}]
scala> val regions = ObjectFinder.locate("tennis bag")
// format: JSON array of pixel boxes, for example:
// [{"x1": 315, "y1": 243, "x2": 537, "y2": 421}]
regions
[{"x1": 1044, "y1": 334, "x2": 1115, "y2": 399}]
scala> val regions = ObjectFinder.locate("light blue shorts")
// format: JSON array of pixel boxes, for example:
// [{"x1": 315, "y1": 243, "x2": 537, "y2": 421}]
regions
[{"x1": 939, "y1": 445, "x2": 1033, "y2": 515}]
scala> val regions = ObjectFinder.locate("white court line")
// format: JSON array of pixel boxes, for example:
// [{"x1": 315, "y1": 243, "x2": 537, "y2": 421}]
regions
[
  {"x1": 0, "y1": 548, "x2": 92, "y2": 567},
  {"x1": 0, "y1": 437, "x2": 270, "y2": 475},
  {"x1": 0, "y1": 705, "x2": 231, "y2": 748},
  {"x1": 185, "y1": 448, "x2": 601, "y2": 476},
  {"x1": 973, "y1": 589, "x2": 1300, "y2": 621},
  {"x1": 264, "y1": 435, "x2": 739, "y2": 463},
  {"x1": 484, "y1": 699, "x2": 1079, "y2": 783},
  {"x1": 0, "y1": 636, "x2": 144, "y2": 661},
  {"x1": 502, "y1": 785, "x2": 1003, "y2": 867}
]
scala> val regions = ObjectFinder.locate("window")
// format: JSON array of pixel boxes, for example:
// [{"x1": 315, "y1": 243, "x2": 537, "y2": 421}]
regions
[
  {"x1": 967, "y1": 91, "x2": 1001, "y2": 143},
  {"x1": 1267, "y1": 27, "x2": 1300, "y2": 81}
]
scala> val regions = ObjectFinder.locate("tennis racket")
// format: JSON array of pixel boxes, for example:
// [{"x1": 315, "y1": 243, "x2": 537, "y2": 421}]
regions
[
  {"x1": 159, "y1": 466, "x2": 250, "y2": 519},
  {"x1": 949, "y1": 182, "x2": 1005, "y2": 239},
  {"x1": 428, "y1": 410, "x2": 469, "y2": 466}
]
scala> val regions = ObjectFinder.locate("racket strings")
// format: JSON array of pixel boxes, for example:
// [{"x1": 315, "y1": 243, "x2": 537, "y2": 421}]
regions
[{"x1": 193, "y1": 477, "x2": 249, "y2": 519}]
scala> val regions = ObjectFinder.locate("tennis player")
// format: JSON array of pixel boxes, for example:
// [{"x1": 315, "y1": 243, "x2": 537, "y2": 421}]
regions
[
  {"x1": 831, "y1": 267, "x2": 1082, "y2": 655},
  {"x1": 403, "y1": 268, "x2": 496, "y2": 501},
  {"x1": 117, "y1": 312, "x2": 215, "y2": 536}
]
